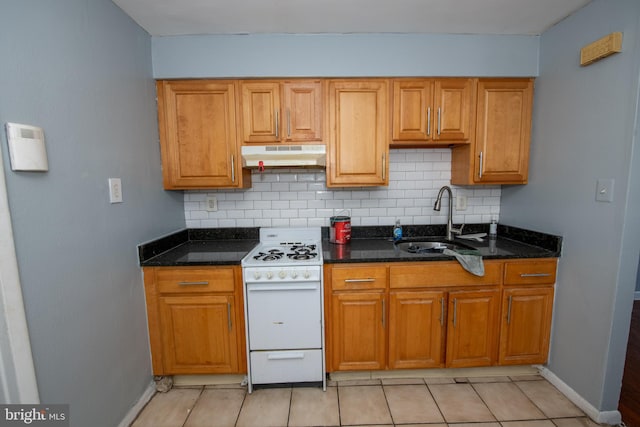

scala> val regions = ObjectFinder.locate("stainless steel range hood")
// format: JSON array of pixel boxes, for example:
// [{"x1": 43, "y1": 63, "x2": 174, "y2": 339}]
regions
[{"x1": 241, "y1": 145, "x2": 326, "y2": 169}]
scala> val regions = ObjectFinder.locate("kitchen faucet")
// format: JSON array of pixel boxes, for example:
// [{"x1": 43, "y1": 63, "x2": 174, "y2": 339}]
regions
[{"x1": 434, "y1": 186, "x2": 463, "y2": 241}]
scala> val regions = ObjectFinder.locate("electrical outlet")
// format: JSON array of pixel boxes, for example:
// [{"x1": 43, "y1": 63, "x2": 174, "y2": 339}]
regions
[
  {"x1": 205, "y1": 196, "x2": 218, "y2": 212},
  {"x1": 456, "y1": 195, "x2": 467, "y2": 211},
  {"x1": 108, "y1": 178, "x2": 122, "y2": 203}
]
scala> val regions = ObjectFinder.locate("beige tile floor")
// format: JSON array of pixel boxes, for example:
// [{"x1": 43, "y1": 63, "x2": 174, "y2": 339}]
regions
[{"x1": 131, "y1": 375, "x2": 607, "y2": 427}]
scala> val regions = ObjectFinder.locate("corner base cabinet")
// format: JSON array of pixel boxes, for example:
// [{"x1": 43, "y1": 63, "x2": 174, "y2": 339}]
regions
[{"x1": 143, "y1": 266, "x2": 246, "y2": 375}]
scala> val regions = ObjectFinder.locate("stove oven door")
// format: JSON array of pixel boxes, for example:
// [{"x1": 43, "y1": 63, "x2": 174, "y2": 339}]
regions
[{"x1": 246, "y1": 281, "x2": 322, "y2": 350}]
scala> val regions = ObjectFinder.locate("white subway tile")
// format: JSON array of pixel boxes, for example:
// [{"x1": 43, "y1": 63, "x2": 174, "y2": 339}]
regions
[
  {"x1": 290, "y1": 218, "x2": 309, "y2": 227},
  {"x1": 183, "y1": 149, "x2": 501, "y2": 228}
]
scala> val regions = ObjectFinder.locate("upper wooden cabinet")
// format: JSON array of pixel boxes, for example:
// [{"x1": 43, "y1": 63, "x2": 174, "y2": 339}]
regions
[
  {"x1": 240, "y1": 80, "x2": 323, "y2": 144},
  {"x1": 326, "y1": 79, "x2": 389, "y2": 187},
  {"x1": 156, "y1": 80, "x2": 250, "y2": 189},
  {"x1": 452, "y1": 78, "x2": 534, "y2": 185},
  {"x1": 392, "y1": 78, "x2": 475, "y2": 145}
]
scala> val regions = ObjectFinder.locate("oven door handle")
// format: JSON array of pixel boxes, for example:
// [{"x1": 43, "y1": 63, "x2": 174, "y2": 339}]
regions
[
  {"x1": 267, "y1": 352, "x2": 305, "y2": 360},
  {"x1": 247, "y1": 284, "x2": 318, "y2": 292}
]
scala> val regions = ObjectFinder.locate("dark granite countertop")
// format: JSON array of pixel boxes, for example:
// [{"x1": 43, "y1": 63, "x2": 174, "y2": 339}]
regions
[
  {"x1": 138, "y1": 224, "x2": 561, "y2": 267},
  {"x1": 323, "y1": 224, "x2": 561, "y2": 263},
  {"x1": 139, "y1": 228, "x2": 259, "y2": 266}
]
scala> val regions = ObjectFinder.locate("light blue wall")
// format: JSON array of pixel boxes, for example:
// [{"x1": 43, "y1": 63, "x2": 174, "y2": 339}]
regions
[
  {"x1": 0, "y1": 1, "x2": 184, "y2": 426},
  {"x1": 152, "y1": 33, "x2": 539, "y2": 78},
  {"x1": 500, "y1": 0, "x2": 640, "y2": 413}
]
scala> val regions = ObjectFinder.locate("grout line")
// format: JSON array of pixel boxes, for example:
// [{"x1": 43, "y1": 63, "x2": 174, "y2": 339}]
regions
[
  {"x1": 181, "y1": 386, "x2": 205, "y2": 427},
  {"x1": 233, "y1": 386, "x2": 248, "y2": 427},
  {"x1": 381, "y1": 383, "x2": 395, "y2": 425}
]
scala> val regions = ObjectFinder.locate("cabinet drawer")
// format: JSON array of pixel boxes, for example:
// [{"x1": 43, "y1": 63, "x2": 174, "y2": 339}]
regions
[
  {"x1": 156, "y1": 267, "x2": 236, "y2": 293},
  {"x1": 504, "y1": 259, "x2": 557, "y2": 285},
  {"x1": 390, "y1": 261, "x2": 502, "y2": 288},
  {"x1": 331, "y1": 265, "x2": 388, "y2": 290}
]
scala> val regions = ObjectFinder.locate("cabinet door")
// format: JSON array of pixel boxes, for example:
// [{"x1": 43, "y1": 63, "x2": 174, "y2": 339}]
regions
[
  {"x1": 282, "y1": 81, "x2": 323, "y2": 142},
  {"x1": 327, "y1": 80, "x2": 389, "y2": 187},
  {"x1": 392, "y1": 80, "x2": 433, "y2": 142},
  {"x1": 446, "y1": 289, "x2": 500, "y2": 368},
  {"x1": 158, "y1": 294, "x2": 238, "y2": 374},
  {"x1": 499, "y1": 287, "x2": 554, "y2": 365},
  {"x1": 157, "y1": 80, "x2": 244, "y2": 189},
  {"x1": 331, "y1": 292, "x2": 386, "y2": 371},
  {"x1": 474, "y1": 79, "x2": 533, "y2": 183},
  {"x1": 241, "y1": 81, "x2": 281, "y2": 143},
  {"x1": 389, "y1": 291, "x2": 445, "y2": 369},
  {"x1": 434, "y1": 79, "x2": 474, "y2": 142}
]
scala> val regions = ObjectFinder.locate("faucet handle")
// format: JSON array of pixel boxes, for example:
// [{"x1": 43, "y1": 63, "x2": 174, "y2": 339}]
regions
[{"x1": 451, "y1": 224, "x2": 465, "y2": 236}]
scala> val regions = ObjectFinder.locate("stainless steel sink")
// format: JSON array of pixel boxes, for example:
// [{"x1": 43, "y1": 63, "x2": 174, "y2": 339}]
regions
[{"x1": 395, "y1": 240, "x2": 472, "y2": 254}]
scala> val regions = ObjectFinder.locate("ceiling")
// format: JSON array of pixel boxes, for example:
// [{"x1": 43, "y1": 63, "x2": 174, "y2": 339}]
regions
[{"x1": 112, "y1": 0, "x2": 591, "y2": 37}]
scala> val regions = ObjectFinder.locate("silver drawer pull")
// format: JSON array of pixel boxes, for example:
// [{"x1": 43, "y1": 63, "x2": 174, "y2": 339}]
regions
[
  {"x1": 267, "y1": 352, "x2": 305, "y2": 360},
  {"x1": 344, "y1": 278, "x2": 376, "y2": 283},
  {"x1": 178, "y1": 281, "x2": 209, "y2": 286},
  {"x1": 520, "y1": 273, "x2": 552, "y2": 278}
]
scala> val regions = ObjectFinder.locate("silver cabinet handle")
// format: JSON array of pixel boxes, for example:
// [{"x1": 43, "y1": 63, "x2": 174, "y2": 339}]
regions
[
  {"x1": 382, "y1": 153, "x2": 386, "y2": 180},
  {"x1": 227, "y1": 302, "x2": 232, "y2": 331},
  {"x1": 382, "y1": 298, "x2": 385, "y2": 327},
  {"x1": 507, "y1": 295, "x2": 513, "y2": 325},
  {"x1": 437, "y1": 108, "x2": 441, "y2": 135},
  {"x1": 275, "y1": 110, "x2": 279, "y2": 138},
  {"x1": 178, "y1": 281, "x2": 209, "y2": 286},
  {"x1": 452, "y1": 298, "x2": 457, "y2": 327},
  {"x1": 478, "y1": 151, "x2": 484, "y2": 179},
  {"x1": 520, "y1": 273, "x2": 552, "y2": 277},
  {"x1": 427, "y1": 107, "x2": 431, "y2": 136},
  {"x1": 287, "y1": 108, "x2": 291, "y2": 137},
  {"x1": 440, "y1": 297, "x2": 445, "y2": 326},
  {"x1": 231, "y1": 155, "x2": 235, "y2": 182},
  {"x1": 344, "y1": 278, "x2": 376, "y2": 283}
]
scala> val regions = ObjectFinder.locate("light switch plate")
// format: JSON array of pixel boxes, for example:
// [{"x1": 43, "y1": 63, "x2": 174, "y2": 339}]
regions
[{"x1": 596, "y1": 179, "x2": 614, "y2": 203}]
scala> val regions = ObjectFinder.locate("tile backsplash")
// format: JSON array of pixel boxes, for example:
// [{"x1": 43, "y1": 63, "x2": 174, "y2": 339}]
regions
[{"x1": 184, "y1": 149, "x2": 500, "y2": 228}]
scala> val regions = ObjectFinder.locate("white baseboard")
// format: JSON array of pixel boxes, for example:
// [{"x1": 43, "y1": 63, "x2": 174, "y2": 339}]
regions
[
  {"x1": 537, "y1": 366, "x2": 622, "y2": 425},
  {"x1": 118, "y1": 380, "x2": 156, "y2": 427},
  {"x1": 635, "y1": 291, "x2": 640, "y2": 300}
]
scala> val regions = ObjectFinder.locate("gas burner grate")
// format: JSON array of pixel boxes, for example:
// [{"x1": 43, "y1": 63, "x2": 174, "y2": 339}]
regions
[
  {"x1": 287, "y1": 244, "x2": 318, "y2": 260},
  {"x1": 253, "y1": 249, "x2": 285, "y2": 261}
]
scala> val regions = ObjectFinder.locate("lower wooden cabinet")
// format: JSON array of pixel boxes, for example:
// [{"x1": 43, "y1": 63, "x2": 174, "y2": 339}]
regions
[
  {"x1": 143, "y1": 266, "x2": 246, "y2": 375},
  {"x1": 158, "y1": 294, "x2": 238, "y2": 374},
  {"x1": 325, "y1": 258, "x2": 557, "y2": 373},
  {"x1": 499, "y1": 287, "x2": 554, "y2": 365},
  {"x1": 331, "y1": 292, "x2": 386, "y2": 371},
  {"x1": 446, "y1": 289, "x2": 500, "y2": 368},
  {"x1": 389, "y1": 291, "x2": 445, "y2": 369}
]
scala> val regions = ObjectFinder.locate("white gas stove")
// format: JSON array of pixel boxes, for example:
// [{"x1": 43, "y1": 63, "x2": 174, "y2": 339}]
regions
[{"x1": 241, "y1": 227, "x2": 325, "y2": 393}]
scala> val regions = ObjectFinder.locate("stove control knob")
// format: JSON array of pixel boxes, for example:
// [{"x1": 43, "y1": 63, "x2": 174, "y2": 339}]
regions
[
  {"x1": 304, "y1": 271, "x2": 311, "y2": 279},
  {"x1": 266, "y1": 272, "x2": 274, "y2": 279},
  {"x1": 253, "y1": 271, "x2": 262, "y2": 280},
  {"x1": 278, "y1": 270, "x2": 287, "y2": 279},
  {"x1": 291, "y1": 271, "x2": 298, "y2": 279}
]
